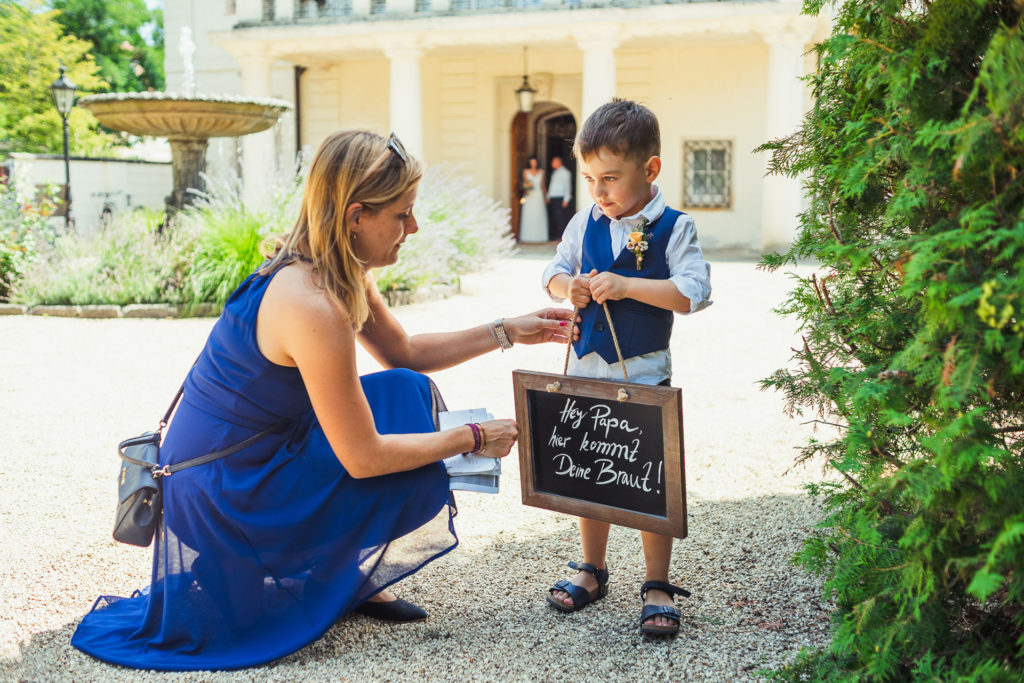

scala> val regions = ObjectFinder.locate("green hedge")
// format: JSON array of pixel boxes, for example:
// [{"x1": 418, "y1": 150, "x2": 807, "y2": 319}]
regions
[
  {"x1": 8, "y1": 163, "x2": 514, "y2": 311},
  {"x1": 760, "y1": 0, "x2": 1024, "y2": 679}
]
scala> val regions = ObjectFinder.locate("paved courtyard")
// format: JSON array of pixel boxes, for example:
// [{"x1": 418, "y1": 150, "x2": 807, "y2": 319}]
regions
[{"x1": 0, "y1": 246, "x2": 832, "y2": 681}]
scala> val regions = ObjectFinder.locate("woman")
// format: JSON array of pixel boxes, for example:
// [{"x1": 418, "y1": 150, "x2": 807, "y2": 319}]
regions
[
  {"x1": 72, "y1": 130, "x2": 572, "y2": 671},
  {"x1": 518, "y1": 156, "x2": 549, "y2": 243}
]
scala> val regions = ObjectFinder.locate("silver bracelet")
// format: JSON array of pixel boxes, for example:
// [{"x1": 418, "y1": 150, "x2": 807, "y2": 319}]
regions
[
  {"x1": 487, "y1": 322, "x2": 501, "y2": 349},
  {"x1": 493, "y1": 318, "x2": 513, "y2": 350}
]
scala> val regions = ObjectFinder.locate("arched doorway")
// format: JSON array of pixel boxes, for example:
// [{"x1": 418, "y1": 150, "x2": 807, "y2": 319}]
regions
[{"x1": 510, "y1": 104, "x2": 577, "y2": 242}]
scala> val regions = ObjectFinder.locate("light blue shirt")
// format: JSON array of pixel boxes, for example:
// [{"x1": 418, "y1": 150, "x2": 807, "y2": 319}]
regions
[
  {"x1": 541, "y1": 186, "x2": 712, "y2": 385},
  {"x1": 546, "y1": 166, "x2": 573, "y2": 202}
]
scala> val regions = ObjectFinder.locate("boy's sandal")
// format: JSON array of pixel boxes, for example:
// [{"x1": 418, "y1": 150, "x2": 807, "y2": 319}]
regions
[
  {"x1": 546, "y1": 561, "x2": 610, "y2": 613},
  {"x1": 639, "y1": 580, "x2": 691, "y2": 636}
]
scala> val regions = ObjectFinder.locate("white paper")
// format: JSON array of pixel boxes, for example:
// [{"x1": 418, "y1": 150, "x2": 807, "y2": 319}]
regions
[{"x1": 439, "y1": 409, "x2": 500, "y2": 493}]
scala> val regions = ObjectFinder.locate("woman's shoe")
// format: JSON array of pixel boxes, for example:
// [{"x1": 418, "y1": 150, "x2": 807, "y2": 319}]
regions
[
  {"x1": 546, "y1": 561, "x2": 610, "y2": 613},
  {"x1": 639, "y1": 580, "x2": 691, "y2": 636},
  {"x1": 355, "y1": 596, "x2": 428, "y2": 622}
]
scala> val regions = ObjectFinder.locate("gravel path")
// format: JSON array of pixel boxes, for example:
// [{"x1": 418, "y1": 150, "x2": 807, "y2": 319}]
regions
[{"x1": 0, "y1": 247, "x2": 831, "y2": 682}]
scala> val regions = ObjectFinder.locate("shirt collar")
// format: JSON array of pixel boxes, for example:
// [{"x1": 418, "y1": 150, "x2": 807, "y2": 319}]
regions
[{"x1": 590, "y1": 185, "x2": 665, "y2": 227}]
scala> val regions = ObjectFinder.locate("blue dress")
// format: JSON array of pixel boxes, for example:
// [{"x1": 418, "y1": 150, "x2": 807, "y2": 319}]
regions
[{"x1": 72, "y1": 269, "x2": 458, "y2": 671}]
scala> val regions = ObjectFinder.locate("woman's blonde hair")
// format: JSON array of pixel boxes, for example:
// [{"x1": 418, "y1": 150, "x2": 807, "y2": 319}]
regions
[{"x1": 261, "y1": 130, "x2": 423, "y2": 330}]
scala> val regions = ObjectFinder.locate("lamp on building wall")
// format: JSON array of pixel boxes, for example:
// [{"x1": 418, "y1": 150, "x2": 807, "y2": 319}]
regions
[
  {"x1": 515, "y1": 46, "x2": 537, "y2": 113},
  {"x1": 50, "y1": 65, "x2": 77, "y2": 231}
]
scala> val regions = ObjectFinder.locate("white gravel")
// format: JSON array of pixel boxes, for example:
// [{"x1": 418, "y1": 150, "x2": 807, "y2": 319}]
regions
[{"x1": 0, "y1": 247, "x2": 832, "y2": 681}]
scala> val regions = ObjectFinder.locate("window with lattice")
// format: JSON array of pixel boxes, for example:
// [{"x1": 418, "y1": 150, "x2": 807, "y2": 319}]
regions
[{"x1": 683, "y1": 140, "x2": 732, "y2": 209}]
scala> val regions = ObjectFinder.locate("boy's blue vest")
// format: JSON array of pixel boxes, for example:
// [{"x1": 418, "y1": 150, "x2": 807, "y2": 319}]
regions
[{"x1": 572, "y1": 207, "x2": 681, "y2": 364}]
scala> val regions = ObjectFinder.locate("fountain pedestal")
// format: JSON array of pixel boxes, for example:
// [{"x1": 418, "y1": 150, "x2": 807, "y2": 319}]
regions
[{"x1": 167, "y1": 138, "x2": 208, "y2": 214}]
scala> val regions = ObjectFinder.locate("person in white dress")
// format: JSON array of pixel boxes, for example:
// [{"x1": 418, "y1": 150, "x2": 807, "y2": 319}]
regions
[{"x1": 519, "y1": 156, "x2": 549, "y2": 242}]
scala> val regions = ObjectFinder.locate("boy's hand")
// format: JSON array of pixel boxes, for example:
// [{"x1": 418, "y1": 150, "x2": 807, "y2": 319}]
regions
[
  {"x1": 589, "y1": 272, "x2": 629, "y2": 304},
  {"x1": 567, "y1": 269, "x2": 597, "y2": 308}
]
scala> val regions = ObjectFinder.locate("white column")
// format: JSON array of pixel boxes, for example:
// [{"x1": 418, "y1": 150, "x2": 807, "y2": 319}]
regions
[
  {"x1": 575, "y1": 34, "x2": 618, "y2": 203},
  {"x1": 274, "y1": 0, "x2": 293, "y2": 21},
  {"x1": 238, "y1": 53, "x2": 275, "y2": 206},
  {"x1": 389, "y1": 0, "x2": 416, "y2": 13},
  {"x1": 760, "y1": 30, "x2": 808, "y2": 251},
  {"x1": 353, "y1": 0, "x2": 371, "y2": 16},
  {"x1": 385, "y1": 47, "x2": 424, "y2": 160},
  {"x1": 578, "y1": 36, "x2": 619, "y2": 121},
  {"x1": 236, "y1": 0, "x2": 261, "y2": 23}
]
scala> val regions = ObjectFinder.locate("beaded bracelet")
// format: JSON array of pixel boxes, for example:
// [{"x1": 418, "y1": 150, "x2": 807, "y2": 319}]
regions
[{"x1": 467, "y1": 422, "x2": 483, "y2": 454}]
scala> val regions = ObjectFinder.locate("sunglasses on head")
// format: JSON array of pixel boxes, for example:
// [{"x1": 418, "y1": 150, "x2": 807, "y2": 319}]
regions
[{"x1": 386, "y1": 132, "x2": 408, "y2": 163}]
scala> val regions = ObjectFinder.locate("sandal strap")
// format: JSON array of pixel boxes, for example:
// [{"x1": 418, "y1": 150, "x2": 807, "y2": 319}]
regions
[
  {"x1": 640, "y1": 580, "x2": 691, "y2": 600},
  {"x1": 549, "y1": 579, "x2": 593, "y2": 608},
  {"x1": 567, "y1": 561, "x2": 609, "y2": 584},
  {"x1": 639, "y1": 603, "x2": 681, "y2": 624}
]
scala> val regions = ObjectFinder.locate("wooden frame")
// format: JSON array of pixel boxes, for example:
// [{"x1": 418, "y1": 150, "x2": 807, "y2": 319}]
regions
[{"x1": 513, "y1": 370, "x2": 687, "y2": 538}]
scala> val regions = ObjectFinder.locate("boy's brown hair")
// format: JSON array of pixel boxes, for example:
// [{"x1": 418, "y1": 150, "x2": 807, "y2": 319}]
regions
[{"x1": 573, "y1": 98, "x2": 660, "y2": 166}]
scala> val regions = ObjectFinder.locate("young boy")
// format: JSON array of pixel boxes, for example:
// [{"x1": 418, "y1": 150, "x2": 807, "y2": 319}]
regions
[{"x1": 541, "y1": 98, "x2": 712, "y2": 635}]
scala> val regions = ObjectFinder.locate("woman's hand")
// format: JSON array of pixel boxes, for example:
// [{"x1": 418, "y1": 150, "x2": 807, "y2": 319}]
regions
[
  {"x1": 476, "y1": 419, "x2": 519, "y2": 458},
  {"x1": 504, "y1": 308, "x2": 574, "y2": 345}
]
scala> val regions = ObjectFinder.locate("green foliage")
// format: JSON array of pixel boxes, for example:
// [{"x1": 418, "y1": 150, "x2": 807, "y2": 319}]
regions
[
  {"x1": 0, "y1": 0, "x2": 116, "y2": 155},
  {"x1": 375, "y1": 163, "x2": 515, "y2": 293},
  {"x1": 0, "y1": 179, "x2": 57, "y2": 300},
  {"x1": 760, "y1": 0, "x2": 1024, "y2": 679},
  {"x1": 12, "y1": 163, "x2": 511, "y2": 311},
  {"x1": 176, "y1": 171, "x2": 304, "y2": 310},
  {"x1": 11, "y1": 207, "x2": 197, "y2": 305},
  {"x1": 49, "y1": 0, "x2": 164, "y2": 93}
]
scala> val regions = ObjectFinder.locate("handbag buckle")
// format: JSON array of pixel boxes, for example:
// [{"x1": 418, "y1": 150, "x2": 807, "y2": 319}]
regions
[{"x1": 152, "y1": 465, "x2": 173, "y2": 478}]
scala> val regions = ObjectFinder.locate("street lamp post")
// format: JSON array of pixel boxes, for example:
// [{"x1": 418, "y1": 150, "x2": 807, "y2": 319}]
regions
[{"x1": 50, "y1": 65, "x2": 77, "y2": 231}]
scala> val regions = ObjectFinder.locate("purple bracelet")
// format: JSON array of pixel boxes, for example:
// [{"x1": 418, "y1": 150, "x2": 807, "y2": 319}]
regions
[{"x1": 467, "y1": 423, "x2": 483, "y2": 454}]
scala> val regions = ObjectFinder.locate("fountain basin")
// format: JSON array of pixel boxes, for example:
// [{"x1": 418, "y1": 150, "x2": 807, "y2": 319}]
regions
[
  {"x1": 79, "y1": 92, "x2": 292, "y2": 139},
  {"x1": 78, "y1": 92, "x2": 293, "y2": 217}
]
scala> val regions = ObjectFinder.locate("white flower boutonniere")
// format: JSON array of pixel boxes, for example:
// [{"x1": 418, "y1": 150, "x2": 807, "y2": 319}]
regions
[{"x1": 625, "y1": 218, "x2": 652, "y2": 271}]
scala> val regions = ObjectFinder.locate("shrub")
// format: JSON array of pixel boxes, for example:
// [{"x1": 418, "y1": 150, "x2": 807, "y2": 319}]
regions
[
  {"x1": 375, "y1": 163, "x2": 516, "y2": 295},
  {"x1": 177, "y1": 171, "x2": 303, "y2": 311},
  {"x1": 11, "y1": 162, "x2": 514, "y2": 310},
  {"x1": 759, "y1": 1, "x2": 1024, "y2": 680},
  {"x1": 0, "y1": 180, "x2": 58, "y2": 301},
  {"x1": 11, "y1": 206, "x2": 197, "y2": 306}
]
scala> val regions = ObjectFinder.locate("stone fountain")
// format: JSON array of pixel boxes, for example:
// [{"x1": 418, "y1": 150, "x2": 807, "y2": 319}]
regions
[{"x1": 78, "y1": 29, "x2": 292, "y2": 217}]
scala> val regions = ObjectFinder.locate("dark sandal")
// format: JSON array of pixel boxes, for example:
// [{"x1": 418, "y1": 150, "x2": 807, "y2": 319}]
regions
[
  {"x1": 355, "y1": 596, "x2": 428, "y2": 622},
  {"x1": 639, "y1": 581, "x2": 691, "y2": 635},
  {"x1": 546, "y1": 561, "x2": 610, "y2": 613}
]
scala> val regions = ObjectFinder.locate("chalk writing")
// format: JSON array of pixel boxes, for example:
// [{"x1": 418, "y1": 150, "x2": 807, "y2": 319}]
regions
[{"x1": 529, "y1": 388, "x2": 666, "y2": 517}]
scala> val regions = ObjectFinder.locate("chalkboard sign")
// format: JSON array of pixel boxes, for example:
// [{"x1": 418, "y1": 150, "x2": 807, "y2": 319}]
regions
[{"x1": 513, "y1": 370, "x2": 687, "y2": 538}]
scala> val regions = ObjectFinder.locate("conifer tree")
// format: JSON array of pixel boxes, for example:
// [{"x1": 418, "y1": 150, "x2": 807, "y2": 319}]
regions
[{"x1": 760, "y1": 0, "x2": 1024, "y2": 678}]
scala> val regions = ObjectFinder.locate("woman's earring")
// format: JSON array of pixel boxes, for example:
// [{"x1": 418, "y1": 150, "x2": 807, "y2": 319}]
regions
[{"x1": 351, "y1": 233, "x2": 358, "y2": 242}]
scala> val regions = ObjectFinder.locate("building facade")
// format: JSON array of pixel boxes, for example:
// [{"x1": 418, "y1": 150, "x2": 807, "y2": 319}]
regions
[{"x1": 165, "y1": 0, "x2": 828, "y2": 251}]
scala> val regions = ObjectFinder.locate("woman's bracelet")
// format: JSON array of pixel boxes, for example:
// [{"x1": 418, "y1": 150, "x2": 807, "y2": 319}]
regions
[
  {"x1": 467, "y1": 422, "x2": 483, "y2": 454},
  {"x1": 493, "y1": 318, "x2": 513, "y2": 350},
  {"x1": 487, "y1": 323, "x2": 502, "y2": 351}
]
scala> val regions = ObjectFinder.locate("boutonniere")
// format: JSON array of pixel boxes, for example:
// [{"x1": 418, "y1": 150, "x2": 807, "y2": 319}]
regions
[{"x1": 625, "y1": 218, "x2": 652, "y2": 271}]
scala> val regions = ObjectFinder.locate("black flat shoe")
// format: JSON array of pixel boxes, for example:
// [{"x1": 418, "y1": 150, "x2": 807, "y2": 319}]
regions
[{"x1": 355, "y1": 597, "x2": 428, "y2": 622}]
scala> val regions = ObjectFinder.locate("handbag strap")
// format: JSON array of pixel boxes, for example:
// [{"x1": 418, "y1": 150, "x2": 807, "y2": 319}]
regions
[
  {"x1": 159, "y1": 384, "x2": 184, "y2": 431},
  {"x1": 121, "y1": 357, "x2": 289, "y2": 477},
  {"x1": 118, "y1": 419, "x2": 289, "y2": 477}
]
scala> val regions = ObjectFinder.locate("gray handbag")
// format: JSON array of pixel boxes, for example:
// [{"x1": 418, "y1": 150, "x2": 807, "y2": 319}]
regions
[{"x1": 115, "y1": 383, "x2": 287, "y2": 547}]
